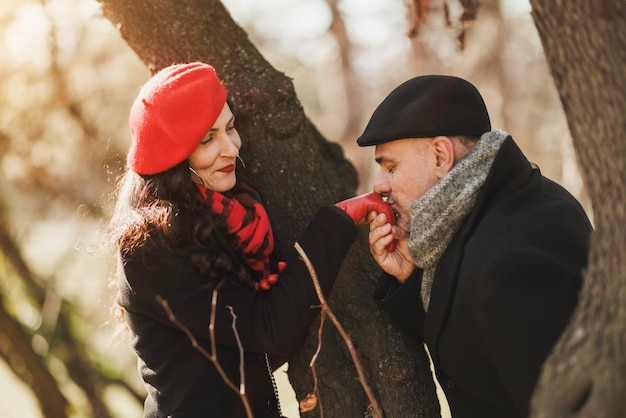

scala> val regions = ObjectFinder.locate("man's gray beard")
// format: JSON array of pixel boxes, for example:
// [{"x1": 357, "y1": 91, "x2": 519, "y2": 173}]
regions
[{"x1": 396, "y1": 211, "x2": 411, "y2": 234}]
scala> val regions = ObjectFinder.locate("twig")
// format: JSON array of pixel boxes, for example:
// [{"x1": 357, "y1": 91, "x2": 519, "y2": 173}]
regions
[
  {"x1": 305, "y1": 304, "x2": 327, "y2": 417},
  {"x1": 298, "y1": 301, "x2": 326, "y2": 414},
  {"x1": 209, "y1": 282, "x2": 220, "y2": 360},
  {"x1": 294, "y1": 242, "x2": 384, "y2": 418},
  {"x1": 226, "y1": 305, "x2": 246, "y2": 394},
  {"x1": 156, "y1": 286, "x2": 253, "y2": 418}
]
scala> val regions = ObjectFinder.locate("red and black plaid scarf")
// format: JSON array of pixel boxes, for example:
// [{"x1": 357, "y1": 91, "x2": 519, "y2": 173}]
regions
[{"x1": 197, "y1": 182, "x2": 274, "y2": 283}]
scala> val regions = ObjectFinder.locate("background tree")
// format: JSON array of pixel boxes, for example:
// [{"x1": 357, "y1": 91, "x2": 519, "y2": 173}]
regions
[{"x1": 528, "y1": 1, "x2": 626, "y2": 417}]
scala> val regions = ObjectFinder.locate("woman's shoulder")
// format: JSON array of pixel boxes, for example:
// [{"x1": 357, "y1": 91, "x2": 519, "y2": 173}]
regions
[{"x1": 121, "y1": 244, "x2": 191, "y2": 277}]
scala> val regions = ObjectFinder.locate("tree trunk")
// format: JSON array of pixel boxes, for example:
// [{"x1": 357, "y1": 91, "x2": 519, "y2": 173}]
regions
[
  {"x1": 529, "y1": 1, "x2": 626, "y2": 417},
  {"x1": 97, "y1": 0, "x2": 441, "y2": 416},
  {"x1": 0, "y1": 215, "x2": 120, "y2": 418},
  {"x1": 0, "y1": 295, "x2": 68, "y2": 418}
]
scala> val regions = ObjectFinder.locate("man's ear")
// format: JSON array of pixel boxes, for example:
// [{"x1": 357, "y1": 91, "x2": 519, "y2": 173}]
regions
[{"x1": 431, "y1": 136, "x2": 455, "y2": 179}]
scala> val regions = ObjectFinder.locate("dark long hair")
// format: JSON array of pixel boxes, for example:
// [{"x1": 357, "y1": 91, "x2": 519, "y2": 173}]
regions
[{"x1": 107, "y1": 160, "x2": 255, "y2": 288}]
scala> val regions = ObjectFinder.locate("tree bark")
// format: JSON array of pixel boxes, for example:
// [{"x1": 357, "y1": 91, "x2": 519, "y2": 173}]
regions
[
  {"x1": 529, "y1": 1, "x2": 626, "y2": 417},
  {"x1": 96, "y1": 0, "x2": 441, "y2": 416}
]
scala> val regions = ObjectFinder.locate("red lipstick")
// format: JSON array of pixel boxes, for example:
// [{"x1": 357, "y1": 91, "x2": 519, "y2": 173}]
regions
[{"x1": 217, "y1": 164, "x2": 235, "y2": 174}]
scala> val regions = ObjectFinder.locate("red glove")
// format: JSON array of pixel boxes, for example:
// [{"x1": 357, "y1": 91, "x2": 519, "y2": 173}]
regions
[
  {"x1": 335, "y1": 192, "x2": 396, "y2": 225},
  {"x1": 257, "y1": 261, "x2": 287, "y2": 291},
  {"x1": 336, "y1": 193, "x2": 396, "y2": 251}
]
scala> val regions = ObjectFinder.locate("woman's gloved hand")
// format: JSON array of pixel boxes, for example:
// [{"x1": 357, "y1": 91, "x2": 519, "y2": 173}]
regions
[
  {"x1": 336, "y1": 192, "x2": 396, "y2": 251},
  {"x1": 335, "y1": 192, "x2": 396, "y2": 226}
]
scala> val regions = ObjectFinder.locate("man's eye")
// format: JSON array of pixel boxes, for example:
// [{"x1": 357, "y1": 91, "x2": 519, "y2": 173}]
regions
[{"x1": 227, "y1": 125, "x2": 236, "y2": 132}]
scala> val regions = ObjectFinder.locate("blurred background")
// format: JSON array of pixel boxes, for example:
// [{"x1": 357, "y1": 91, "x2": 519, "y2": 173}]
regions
[{"x1": 0, "y1": 0, "x2": 589, "y2": 416}]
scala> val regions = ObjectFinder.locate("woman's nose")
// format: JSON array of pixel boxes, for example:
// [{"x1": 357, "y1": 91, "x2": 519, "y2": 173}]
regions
[{"x1": 218, "y1": 134, "x2": 240, "y2": 157}]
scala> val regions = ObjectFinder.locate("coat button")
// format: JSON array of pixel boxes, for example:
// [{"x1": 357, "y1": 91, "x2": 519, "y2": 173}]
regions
[{"x1": 445, "y1": 378, "x2": 456, "y2": 390}]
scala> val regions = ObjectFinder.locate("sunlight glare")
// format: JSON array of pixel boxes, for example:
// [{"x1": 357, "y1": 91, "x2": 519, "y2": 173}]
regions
[
  {"x1": 4, "y1": 4, "x2": 50, "y2": 67},
  {"x1": 501, "y1": 0, "x2": 532, "y2": 18}
]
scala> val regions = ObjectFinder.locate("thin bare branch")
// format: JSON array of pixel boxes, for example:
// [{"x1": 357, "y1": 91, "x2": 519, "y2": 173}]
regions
[
  {"x1": 226, "y1": 305, "x2": 246, "y2": 394},
  {"x1": 209, "y1": 281, "x2": 222, "y2": 363},
  {"x1": 294, "y1": 242, "x2": 384, "y2": 418},
  {"x1": 299, "y1": 305, "x2": 326, "y2": 415}
]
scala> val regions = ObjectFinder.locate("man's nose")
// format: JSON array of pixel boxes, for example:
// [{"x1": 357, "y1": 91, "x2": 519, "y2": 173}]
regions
[{"x1": 372, "y1": 173, "x2": 390, "y2": 196}]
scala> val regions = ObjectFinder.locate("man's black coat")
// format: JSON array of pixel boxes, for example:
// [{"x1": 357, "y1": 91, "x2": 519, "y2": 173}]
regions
[{"x1": 375, "y1": 137, "x2": 592, "y2": 417}]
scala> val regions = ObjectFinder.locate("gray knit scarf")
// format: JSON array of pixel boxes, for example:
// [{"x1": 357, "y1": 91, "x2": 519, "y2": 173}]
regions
[{"x1": 408, "y1": 130, "x2": 508, "y2": 311}]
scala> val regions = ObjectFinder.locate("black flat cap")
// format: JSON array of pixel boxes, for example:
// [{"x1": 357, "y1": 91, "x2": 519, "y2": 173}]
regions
[{"x1": 357, "y1": 75, "x2": 491, "y2": 146}]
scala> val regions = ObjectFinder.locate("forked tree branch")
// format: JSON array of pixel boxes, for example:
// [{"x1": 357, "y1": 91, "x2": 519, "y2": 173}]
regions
[{"x1": 157, "y1": 286, "x2": 253, "y2": 418}]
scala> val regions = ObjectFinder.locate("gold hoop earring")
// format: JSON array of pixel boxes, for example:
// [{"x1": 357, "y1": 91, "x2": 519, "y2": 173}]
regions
[
  {"x1": 189, "y1": 166, "x2": 205, "y2": 187},
  {"x1": 237, "y1": 155, "x2": 246, "y2": 169}
]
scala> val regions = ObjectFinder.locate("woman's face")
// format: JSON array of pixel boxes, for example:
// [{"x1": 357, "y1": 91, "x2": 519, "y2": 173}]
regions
[{"x1": 188, "y1": 103, "x2": 241, "y2": 192}]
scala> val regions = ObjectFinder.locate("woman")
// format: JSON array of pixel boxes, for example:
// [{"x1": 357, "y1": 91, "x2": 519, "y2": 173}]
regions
[{"x1": 108, "y1": 62, "x2": 392, "y2": 418}]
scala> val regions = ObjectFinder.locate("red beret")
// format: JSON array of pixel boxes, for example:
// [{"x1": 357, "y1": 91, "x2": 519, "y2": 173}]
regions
[
  {"x1": 127, "y1": 62, "x2": 227, "y2": 174},
  {"x1": 357, "y1": 75, "x2": 491, "y2": 146}
]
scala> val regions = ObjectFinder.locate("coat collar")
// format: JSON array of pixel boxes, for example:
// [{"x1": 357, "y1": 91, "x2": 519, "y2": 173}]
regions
[{"x1": 423, "y1": 135, "x2": 535, "y2": 367}]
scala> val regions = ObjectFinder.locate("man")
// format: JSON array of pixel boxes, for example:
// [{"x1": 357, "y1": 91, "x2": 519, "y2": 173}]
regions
[{"x1": 357, "y1": 75, "x2": 592, "y2": 417}]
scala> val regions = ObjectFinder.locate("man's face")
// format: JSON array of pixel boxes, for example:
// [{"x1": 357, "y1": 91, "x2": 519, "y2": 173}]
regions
[{"x1": 372, "y1": 138, "x2": 441, "y2": 232}]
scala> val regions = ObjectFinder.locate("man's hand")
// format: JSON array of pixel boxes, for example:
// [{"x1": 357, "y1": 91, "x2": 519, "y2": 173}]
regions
[
  {"x1": 335, "y1": 192, "x2": 396, "y2": 226},
  {"x1": 368, "y1": 212, "x2": 415, "y2": 283}
]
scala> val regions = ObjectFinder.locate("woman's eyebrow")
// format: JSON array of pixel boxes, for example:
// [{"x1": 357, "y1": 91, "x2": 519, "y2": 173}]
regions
[{"x1": 208, "y1": 116, "x2": 235, "y2": 132}]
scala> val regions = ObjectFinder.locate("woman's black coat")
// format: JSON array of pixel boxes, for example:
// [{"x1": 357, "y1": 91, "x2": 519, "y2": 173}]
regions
[
  {"x1": 118, "y1": 206, "x2": 357, "y2": 418},
  {"x1": 375, "y1": 137, "x2": 592, "y2": 418}
]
